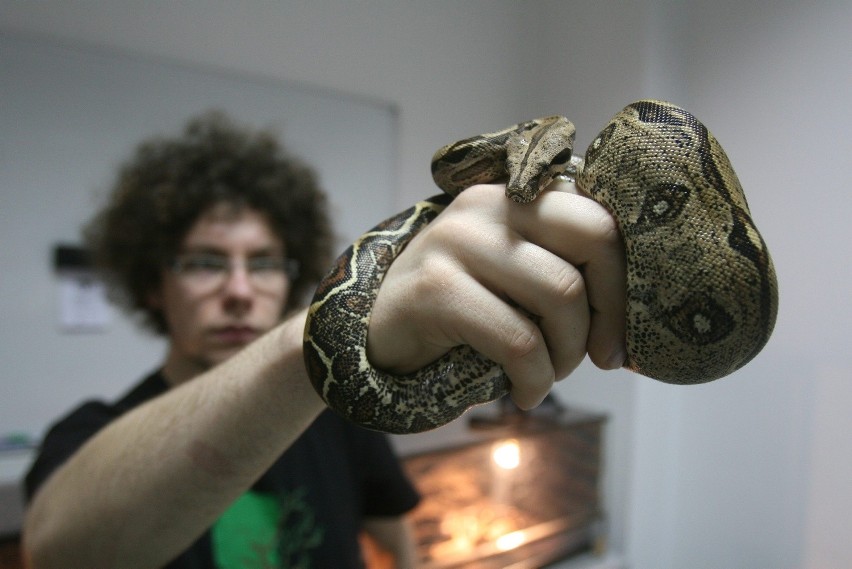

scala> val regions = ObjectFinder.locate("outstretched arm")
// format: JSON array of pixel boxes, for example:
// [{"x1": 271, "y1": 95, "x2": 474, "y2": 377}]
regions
[{"x1": 23, "y1": 313, "x2": 324, "y2": 569}]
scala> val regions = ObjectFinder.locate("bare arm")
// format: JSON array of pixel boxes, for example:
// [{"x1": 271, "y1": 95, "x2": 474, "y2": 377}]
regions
[{"x1": 23, "y1": 309, "x2": 324, "y2": 569}]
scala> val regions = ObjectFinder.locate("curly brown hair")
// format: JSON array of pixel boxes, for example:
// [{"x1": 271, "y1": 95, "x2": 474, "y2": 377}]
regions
[{"x1": 84, "y1": 111, "x2": 334, "y2": 334}]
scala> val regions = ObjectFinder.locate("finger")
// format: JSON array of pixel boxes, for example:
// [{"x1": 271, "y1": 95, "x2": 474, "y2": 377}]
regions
[
  {"x1": 467, "y1": 239, "x2": 591, "y2": 380},
  {"x1": 510, "y1": 185, "x2": 627, "y2": 369},
  {"x1": 434, "y1": 269, "x2": 556, "y2": 409},
  {"x1": 584, "y1": 248, "x2": 627, "y2": 370}
]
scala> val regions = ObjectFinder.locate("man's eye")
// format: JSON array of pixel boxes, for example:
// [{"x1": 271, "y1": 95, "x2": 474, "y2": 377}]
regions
[
  {"x1": 248, "y1": 257, "x2": 285, "y2": 272},
  {"x1": 183, "y1": 256, "x2": 227, "y2": 272}
]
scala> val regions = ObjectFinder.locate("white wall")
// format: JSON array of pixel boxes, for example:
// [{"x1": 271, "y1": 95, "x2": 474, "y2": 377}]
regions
[
  {"x1": 3, "y1": 1, "x2": 851, "y2": 567},
  {"x1": 0, "y1": 0, "x2": 539, "y2": 207},
  {"x1": 644, "y1": 2, "x2": 852, "y2": 568},
  {"x1": 1, "y1": 31, "x2": 400, "y2": 436}
]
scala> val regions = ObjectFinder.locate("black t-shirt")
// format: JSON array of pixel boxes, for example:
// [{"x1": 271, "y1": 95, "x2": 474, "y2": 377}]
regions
[{"x1": 25, "y1": 371, "x2": 420, "y2": 568}]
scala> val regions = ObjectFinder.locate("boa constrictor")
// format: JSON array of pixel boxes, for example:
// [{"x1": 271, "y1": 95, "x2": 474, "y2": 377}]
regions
[{"x1": 303, "y1": 100, "x2": 778, "y2": 434}]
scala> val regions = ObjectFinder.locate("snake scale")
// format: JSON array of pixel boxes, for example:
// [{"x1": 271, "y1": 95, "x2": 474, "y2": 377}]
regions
[{"x1": 303, "y1": 100, "x2": 778, "y2": 434}]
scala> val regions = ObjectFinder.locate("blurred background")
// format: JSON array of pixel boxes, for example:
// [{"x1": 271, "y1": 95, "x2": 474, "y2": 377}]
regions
[{"x1": 1, "y1": 2, "x2": 850, "y2": 568}]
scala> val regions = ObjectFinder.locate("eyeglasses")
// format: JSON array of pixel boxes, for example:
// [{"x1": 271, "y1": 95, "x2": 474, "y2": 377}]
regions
[{"x1": 169, "y1": 253, "x2": 300, "y2": 294}]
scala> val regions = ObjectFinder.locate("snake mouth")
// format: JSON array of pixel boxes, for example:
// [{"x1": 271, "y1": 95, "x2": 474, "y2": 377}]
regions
[{"x1": 506, "y1": 188, "x2": 535, "y2": 203}]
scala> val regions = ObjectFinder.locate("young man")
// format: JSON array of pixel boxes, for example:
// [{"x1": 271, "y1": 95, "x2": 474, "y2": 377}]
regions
[
  {"x1": 25, "y1": 113, "x2": 420, "y2": 568},
  {"x1": 23, "y1": 112, "x2": 627, "y2": 568}
]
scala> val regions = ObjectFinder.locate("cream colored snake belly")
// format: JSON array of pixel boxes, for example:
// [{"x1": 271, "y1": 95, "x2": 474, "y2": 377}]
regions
[{"x1": 303, "y1": 100, "x2": 778, "y2": 434}]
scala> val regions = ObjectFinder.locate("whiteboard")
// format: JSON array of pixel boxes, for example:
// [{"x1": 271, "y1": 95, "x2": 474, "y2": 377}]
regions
[{"x1": 0, "y1": 32, "x2": 398, "y2": 437}]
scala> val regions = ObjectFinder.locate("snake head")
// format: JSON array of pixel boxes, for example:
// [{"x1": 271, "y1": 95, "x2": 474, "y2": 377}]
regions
[{"x1": 505, "y1": 115, "x2": 575, "y2": 203}]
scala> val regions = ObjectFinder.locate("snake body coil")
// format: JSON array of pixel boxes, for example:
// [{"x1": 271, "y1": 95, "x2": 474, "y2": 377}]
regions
[{"x1": 304, "y1": 100, "x2": 778, "y2": 434}]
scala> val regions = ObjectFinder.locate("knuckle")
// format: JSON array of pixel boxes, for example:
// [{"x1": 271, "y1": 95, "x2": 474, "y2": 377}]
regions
[
  {"x1": 445, "y1": 187, "x2": 479, "y2": 212},
  {"x1": 414, "y1": 253, "x2": 458, "y2": 296},
  {"x1": 551, "y1": 265, "x2": 586, "y2": 304},
  {"x1": 418, "y1": 214, "x2": 456, "y2": 245},
  {"x1": 594, "y1": 209, "x2": 622, "y2": 246},
  {"x1": 505, "y1": 320, "x2": 543, "y2": 362},
  {"x1": 424, "y1": 210, "x2": 477, "y2": 252},
  {"x1": 598, "y1": 209, "x2": 620, "y2": 237},
  {"x1": 448, "y1": 184, "x2": 506, "y2": 215}
]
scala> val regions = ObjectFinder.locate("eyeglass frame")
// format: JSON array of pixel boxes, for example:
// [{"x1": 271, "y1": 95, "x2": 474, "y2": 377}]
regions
[{"x1": 167, "y1": 251, "x2": 300, "y2": 293}]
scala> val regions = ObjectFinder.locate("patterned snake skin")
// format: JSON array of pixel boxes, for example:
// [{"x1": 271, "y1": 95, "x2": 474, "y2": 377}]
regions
[{"x1": 303, "y1": 100, "x2": 778, "y2": 433}]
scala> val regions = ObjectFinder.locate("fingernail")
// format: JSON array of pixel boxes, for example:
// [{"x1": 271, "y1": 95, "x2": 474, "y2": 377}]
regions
[{"x1": 607, "y1": 346, "x2": 627, "y2": 370}]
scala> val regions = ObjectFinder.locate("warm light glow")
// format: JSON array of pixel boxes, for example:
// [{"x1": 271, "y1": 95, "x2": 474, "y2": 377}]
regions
[
  {"x1": 495, "y1": 530, "x2": 527, "y2": 551},
  {"x1": 434, "y1": 507, "x2": 516, "y2": 558},
  {"x1": 492, "y1": 439, "x2": 520, "y2": 470}
]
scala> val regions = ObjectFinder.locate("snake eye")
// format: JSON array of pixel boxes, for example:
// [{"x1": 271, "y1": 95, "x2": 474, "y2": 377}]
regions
[{"x1": 550, "y1": 147, "x2": 573, "y2": 169}]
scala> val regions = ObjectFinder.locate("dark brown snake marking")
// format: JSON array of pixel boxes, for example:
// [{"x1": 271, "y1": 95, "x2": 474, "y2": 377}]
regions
[{"x1": 303, "y1": 100, "x2": 778, "y2": 434}]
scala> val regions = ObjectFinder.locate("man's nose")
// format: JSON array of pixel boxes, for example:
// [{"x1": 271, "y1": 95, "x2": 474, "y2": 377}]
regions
[{"x1": 221, "y1": 263, "x2": 256, "y2": 298}]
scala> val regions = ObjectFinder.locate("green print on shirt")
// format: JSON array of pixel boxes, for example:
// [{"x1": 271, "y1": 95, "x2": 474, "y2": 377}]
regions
[{"x1": 212, "y1": 488, "x2": 325, "y2": 569}]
